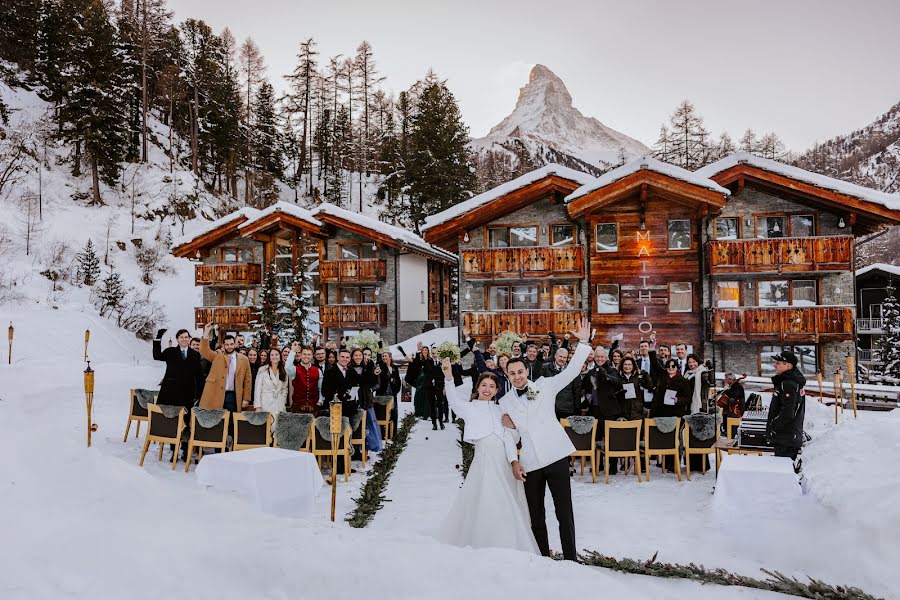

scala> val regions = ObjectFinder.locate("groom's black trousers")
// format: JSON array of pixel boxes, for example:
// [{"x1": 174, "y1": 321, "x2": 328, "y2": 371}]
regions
[{"x1": 524, "y1": 457, "x2": 576, "y2": 560}]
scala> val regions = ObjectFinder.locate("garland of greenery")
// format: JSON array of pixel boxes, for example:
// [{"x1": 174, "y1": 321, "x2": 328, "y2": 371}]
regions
[
  {"x1": 345, "y1": 412, "x2": 417, "y2": 528},
  {"x1": 577, "y1": 551, "x2": 882, "y2": 600},
  {"x1": 455, "y1": 419, "x2": 475, "y2": 480}
]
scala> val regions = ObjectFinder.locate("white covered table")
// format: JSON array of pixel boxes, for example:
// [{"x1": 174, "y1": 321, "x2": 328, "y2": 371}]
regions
[
  {"x1": 712, "y1": 454, "x2": 801, "y2": 516},
  {"x1": 196, "y1": 447, "x2": 323, "y2": 518}
]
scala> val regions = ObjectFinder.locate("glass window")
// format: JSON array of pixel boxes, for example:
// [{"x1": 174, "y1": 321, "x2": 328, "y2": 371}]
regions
[
  {"x1": 669, "y1": 282, "x2": 693, "y2": 312},
  {"x1": 595, "y1": 223, "x2": 618, "y2": 252},
  {"x1": 511, "y1": 285, "x2": 539, "y2": 309},
  {"x1": 552, "y1": 284, "x2": 576, "y2": 309},
  {"x1": 359, "y1": 287, "x2": 376, "y2": 304},
  {"x1": 715, "y1": 217, "x2": 739, "y2": 240},
  {"x1": 792, "y1": 280, "x2": 817, "y2": 306},
  {"x1": 759, "y1": 280, "x2": 789, "y2": 306},
  {"x1": 760, "y1": 345, "x2": 818, "y2": 377},
  {"x1": 596, "y1": 284, "x2": 619, "y2": 314},
  {"x1": 223, "y1": 289, "x2": 255, "y2": 306},
  {"x1": 551, "y1": 224, "x2": 576, "y2": 246},
  {"x1": 340, "y1": 244, "x2": 360, "y2": 259},
  {"x1": 790, "y1": 215, "x2": 815, "y2": 237},
  {"x1": 870, "y1": 304, "x2": 883, "y2": 319},
  {"x1": 488, "y1": 286, "x2": 509, "y2": 310},
  {"x1": 715, "y1": 281, "x2": 740, "y2": 308},
  {"x1": 509, "y1": 226, "x2": 537, "y2": 247},
  {"x1": 222, "y1": 247, "x2": 253, "y2": 263},
  {"x1": 667, "y1": 220, "x2": 691, "y2": 249},
  {"x1": 487, "y1": 228, "x2": 509, "y2": 248},
  {"x1": 338, "y1": 286, "x2": 358, "y2": 304},
  {"x1": 222, "y1": 248, "x2": 238, "y2": 262},
  {"x1": 757, "y1": 216, "x2": 786, "y2": 238}
]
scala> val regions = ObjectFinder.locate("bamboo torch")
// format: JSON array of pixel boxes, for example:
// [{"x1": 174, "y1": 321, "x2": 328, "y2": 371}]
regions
[
  {"x1": 83, "y1": 329, "x2": 90, "y2": 363},
  {"x1": 7, "y1": 322, "x2": 12, "y2": 365},
  {"x1": 832, "y1": 370, "x2": 842, "y2": 425},
  {"x1": 329, "y1": 398, "x2": 343, "y2": 522},
  {"x1": 84, "y1": 361, "x2": 98, "y2": 447},
  {"x1": 845, "y1": 353, "x2": 858, "y2": 418},
  {"x1": 816, "y1": 372, "x2": 824, "y2": 403}
]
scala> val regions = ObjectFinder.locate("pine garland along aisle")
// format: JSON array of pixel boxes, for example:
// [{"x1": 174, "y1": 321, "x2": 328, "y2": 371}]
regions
[
  {"x1": 578, "y1": 551, "x2": 883, "y2": 600},
  {"x1": 345, "y1": 413, "x2": 418, "y2": 528}
]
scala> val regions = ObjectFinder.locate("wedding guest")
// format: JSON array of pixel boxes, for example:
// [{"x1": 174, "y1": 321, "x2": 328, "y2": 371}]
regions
[
  {"x1": 237, "y1": 335, "x2": 246, "y2": 350},
  {"x1": 376, "y1": 350, "x2": 402, "y2": 433},
  {"x1": 523, "y1": 344, "x2": 544, "y2": 380},
  {"x1": 473, "y1": 346, "x2": 509, "y2": 396},
  {"x1": 285, "y1": 342, "x2": 323, "y2": 414},
  {"x1": 675, "y1": 343, "x2": 688, "y2": 374},
  {"x1": 405, "y1": 344, "x2": 440, "y2": 425},
  {"x1": 767, "y1": 351, "x2": 806, "y2": 463},
  {"x1": 153, "y1": 327, "x2": 203, "y2": 461},
  {"x1": 610, "y1": 348, "x2": 623, "y2": 371},
  {"x1": 247, "y1": 347, "x2": 260, "y2": 403},
  {"x1": 253, "y1": 348, "x2": 289, "y2": 418},
  {"x1": 259, "y1": 348, "x2": 269, "y2": 367},
  {"x1": 618, "y1": 356, "x2": 653, "y2": 421},
  {"x1": 650, "y1": 359, "x2": 691, "y2": 418},
  {"x1": 587, "y1": 346, "x2": 623, "y2": 473},
  {"x1": 313, "y1": 346, "x2": 328, "y2": 371},
  {"x1": 281, "y1": 345, "x2": 291, "y2": 366},
  {"x1": 684, "y1": 354, "x2": 711, "y2": 414},
  {"x1": 199, "y1": 325, "x2": 252, "y2": 412},
  {"x1": 719, "y1": 372, "x2": 746, "y2": 420}
]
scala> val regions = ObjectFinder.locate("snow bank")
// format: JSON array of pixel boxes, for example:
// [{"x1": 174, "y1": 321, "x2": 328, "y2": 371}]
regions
[
  {"x1": 565, "y1": 156, "x2": 730, "y2": 203},
  {"x1": 696, "y1": 152, "x2": 900, "y2": 210}
]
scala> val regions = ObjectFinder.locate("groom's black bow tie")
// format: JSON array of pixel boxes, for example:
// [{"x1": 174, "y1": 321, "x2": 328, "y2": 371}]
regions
[{"x1": 515, "y1": 387, "x2": 528, "y2": 397}]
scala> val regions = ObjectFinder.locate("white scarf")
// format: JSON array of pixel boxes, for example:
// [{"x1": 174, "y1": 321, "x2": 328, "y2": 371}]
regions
[{"x1": 684, "y1": 365, "x2": 709, "y2": 414}]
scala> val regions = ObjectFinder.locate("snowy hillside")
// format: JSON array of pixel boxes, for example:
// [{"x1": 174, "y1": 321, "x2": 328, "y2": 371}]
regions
[{"x1": 471, "y1": 65, "x2": 649, "y2": 175}]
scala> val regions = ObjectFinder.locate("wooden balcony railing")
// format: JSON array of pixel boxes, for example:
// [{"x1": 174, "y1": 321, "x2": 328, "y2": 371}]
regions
[
  {"x1": 707, "y1": 236, "x2": 852, "y2": 274},
  {"x1": 194, "y1": 263, "x2": 262, "y2": 286},
  {"x1": 194, "y1": 306, "x2": 257, "y2": 329},
  {"x1": 463, "y1": 310, "x2": 585, "y2": 339},
  {"x1": 319, "y1": 259, "x2": 387, "y2": 283},
  {"x1": 708, "y1": 306, "x2": 854, "y2": 342},
  {"x1": 858, "y1": 348, "x2": 883, "y2": 363},
  {"x1": 320, "y1": 303, "x2": 388, "y2": 328},
  {"x1": 461, "y1": 246, "x2": 584, "y2": 279}
]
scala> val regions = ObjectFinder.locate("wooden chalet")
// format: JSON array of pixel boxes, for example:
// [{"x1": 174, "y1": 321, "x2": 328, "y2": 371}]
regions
[{"x1": 172, "y1": 202, "x2": 456, "y2": 345}]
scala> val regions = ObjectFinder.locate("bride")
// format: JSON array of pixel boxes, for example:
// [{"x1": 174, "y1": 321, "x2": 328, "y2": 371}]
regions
[{"x1": 435, "y1": 358, "x2": 539, "y2": 554}]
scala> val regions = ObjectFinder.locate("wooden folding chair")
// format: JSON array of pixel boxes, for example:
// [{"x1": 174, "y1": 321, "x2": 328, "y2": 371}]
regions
[
  {"x1": 350, "y1": 410, "x2": 367, "y2": 468},
  {"x1": 373, "y1": 398, "x2": 394, "y2": 440},
  {"x1": 311, "y1": 417, "x2": 352, "y2": 482},
  {"x1": 185, "y1": 409, "x2": 230, "y2": 472},
  {"x1": 561, "y1": 418, "x2": 599, "y2": 483},
  {"x1": 272, "y1": 412, "x2": 312, "y2": 452},
  {"x1": 123, "y1": 389, "x2": 157, "y2": 442},
  {"x1": 233, "y1": 411, "x2": 273, "y2": 451},
  {"x1": 643, "y1": 418, "x2": 682, "y2": 481},
  {"x1": 139, "y1": 404, "x2": 186, "y2": 471},
  {"x1": 598, "y1": 420, "x2": 643, "y2": 484},
  {"x1": 683, "y1": 422, "x2": 717, "y2": 480}
]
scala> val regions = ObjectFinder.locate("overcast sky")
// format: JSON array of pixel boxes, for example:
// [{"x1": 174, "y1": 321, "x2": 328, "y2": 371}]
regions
[{"x1": 170, "y1": 0, "x2": 900, "y2": 152}]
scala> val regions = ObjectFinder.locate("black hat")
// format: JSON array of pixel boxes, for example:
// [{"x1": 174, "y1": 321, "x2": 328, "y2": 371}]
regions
[{"x1": 772, "y1": 350, "x2": 798, "y2": 367}]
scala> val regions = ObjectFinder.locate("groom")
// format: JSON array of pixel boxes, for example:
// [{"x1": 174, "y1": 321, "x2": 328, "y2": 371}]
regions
[{"x1": 500, "y1": 317, "x2": 592, "y2": 561}]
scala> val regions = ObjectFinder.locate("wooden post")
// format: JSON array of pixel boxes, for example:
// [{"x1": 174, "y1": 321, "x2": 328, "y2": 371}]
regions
[
  {"x1": 84, "y1": 329, "x2": 90, "y2": 363},
  {"x1": 832, "y1": 370, "x2": 842, "y2": 424},
  {"x1": 845, "y1": 354, "x2": 858, "y2": 418},
  {"x1": 7, "y1": 322, "x2": 12, "y2": 365},
  {"x1": 329, "y1": 399, "x2": 342, "y2": 522},
  {"x1": 816, "y1": 372, "x2": 824, "y2": 403},
  {"x1": 84, "y1": 361, "x2": 96, "y2": 447}
]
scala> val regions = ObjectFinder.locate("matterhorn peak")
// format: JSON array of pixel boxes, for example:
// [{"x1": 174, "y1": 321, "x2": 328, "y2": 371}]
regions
[{"x1": 472, "y1": 64, "x2": 648, "y2": 172}]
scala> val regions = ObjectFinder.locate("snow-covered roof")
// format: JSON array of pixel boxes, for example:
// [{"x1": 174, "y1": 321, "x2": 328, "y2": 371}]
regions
[
  {"x1": 856, "y1": 262, "x2": 900, "y2": 278},
  {"x1": 172, "y1": 207, "x2": 261, "y2": 249},
  {"x1": 311, "y1": 203, "x2": 456, "y2": 263},
  {"x1": 238, "y1": 201, "x2": 323, "y2": 230},
  {"x1": 421, "y1": 163, "x2": 596, "y2": 231},
  {"x1": 565, "y1": 156, "x2": 730, "y2": 203},
  {"x1": 695, "y1": 152, "x2": 900, "y2": 211}
]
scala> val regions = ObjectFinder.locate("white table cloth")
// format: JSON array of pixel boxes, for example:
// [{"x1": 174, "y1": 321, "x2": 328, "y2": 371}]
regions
[
  {"x1": 196, "y1": 447, "x2": 324, "y2": 518},
  {"x1": 713, "y1": 454, "x2": 801, "y2": 517}
]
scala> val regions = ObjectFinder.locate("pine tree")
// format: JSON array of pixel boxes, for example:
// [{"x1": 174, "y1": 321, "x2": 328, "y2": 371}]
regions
[
  {"x1": 253, "y1": 81, "x2": 282, "y2": 179},
  {"x1": 403, "y1": 76, "x2": 474, "y2": 232},
  {"x1": 285, "y1": 37, "x2": 318, "y2": 198},
  {"x1": 96, "y1": 267, "x2": 126, "y2": 317},
  {"x1": 739, "y1": 129, "x2": 759, "y2": 154},
  {"x1": 663, "y1": 100, "x2": 712, "y2": 170},
  {"x1": 75, "y1": 239, "x2": 101, "y2": 286},
  {"x1": 714, "y1": 132, "x2": 736, "y2": 161},
  {"x1": 57, "y1": 0, "x2": 132, "y2": 205},
  {"x1": 0, "y1": 0, "x2": 41, "y2": 72},
  {"x1": 881, "y1": 284, "x2": 900, "y2": 380},
  {"x1": 291, "y1": 254, "x2": 312, "y2": 343},
  {"x1": 651, "y1": 124, "x2": 671, "y2": 163},
  {"x1": 758, "y1": 132, "x2": 788, "y2": 160},
  {"x1": 256, "y1": 262, "x2": 282, "y2": 336}
]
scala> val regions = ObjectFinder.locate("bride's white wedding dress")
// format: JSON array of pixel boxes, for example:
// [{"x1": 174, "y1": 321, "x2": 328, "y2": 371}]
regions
[{"x1": 435, "y1": 380, "x2": 539, "y2": 554}]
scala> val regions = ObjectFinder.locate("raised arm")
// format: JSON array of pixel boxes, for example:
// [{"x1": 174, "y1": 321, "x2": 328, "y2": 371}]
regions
[
  {"x1": 152, "y1": 338, "x2": 166, "y2": 362},
  {"x1": 442, "y1": 378, "x2": 469, "y2": 420},
  {"x1": 538, "y1": 317, "x2": 592, "y2": 401},
  {"x1": 284, "y1": 348, "x2": 298, "y2": 379}
]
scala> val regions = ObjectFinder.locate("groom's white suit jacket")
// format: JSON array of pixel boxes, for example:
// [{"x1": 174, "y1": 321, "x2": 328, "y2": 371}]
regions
[{"x1": 499, "y1": 342, "x2": 591, "y2": 473}]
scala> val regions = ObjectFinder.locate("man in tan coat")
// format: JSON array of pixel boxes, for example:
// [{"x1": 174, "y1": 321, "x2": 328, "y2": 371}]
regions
[{"x1": 198, "y1": 324, "x2": 251, "y2": 411}]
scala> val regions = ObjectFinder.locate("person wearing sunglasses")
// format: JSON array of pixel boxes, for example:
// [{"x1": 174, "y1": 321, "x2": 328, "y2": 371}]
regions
[{"x1": 649, "y1": 358, "x2": 691, "y2": 418}]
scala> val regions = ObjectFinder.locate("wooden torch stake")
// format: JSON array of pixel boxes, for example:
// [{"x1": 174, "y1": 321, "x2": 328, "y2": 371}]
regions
[
  {"x1": 845, "y1": 354, "x2": 858, "y2": 418},
  {"x1": 84, "y1": 362, "x2": 95, "y2": 447},
  {"x1": 7, "y1": 322, "x2": 12, "y2": 365},
  {"x1": 84, "y1": 329, "x2": 90, "y2": 363},
  {"x1": 832, "y1": 370, "x2": 841, "y2": 425},
  {"x1": 816, "y1": 372, "x2": 824, "y2": 404},
  {"x1": 329, "y1": 399, "x2": 342, "y2": 522}
]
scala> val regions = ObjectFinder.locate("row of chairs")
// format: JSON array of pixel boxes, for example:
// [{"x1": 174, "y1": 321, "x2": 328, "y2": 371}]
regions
[
  {"x1": 127, "y1": 389, "x2": 394, "y2": 480},
  {"x1": 561, "y1": 418, "x2": 718, "y2": 484}
]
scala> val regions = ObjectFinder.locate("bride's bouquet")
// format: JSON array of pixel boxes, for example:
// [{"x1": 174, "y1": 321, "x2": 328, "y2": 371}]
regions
[
  {"x1": 435, "y1": 340, "x2": 462, "y2": 364},
  {"x1": 494, "y1": 330, "x2": 523, "y2": 356},
  {"x1": 346, "y1": 329, "x2": 382, "y2": 353}
]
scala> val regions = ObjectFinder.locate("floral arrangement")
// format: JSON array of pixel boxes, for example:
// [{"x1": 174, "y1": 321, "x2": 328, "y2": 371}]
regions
[
  {"x1": 346, "y1": 329, "x2": 381, "y2": 353},
  {"x1": 435, "y1": 340, "x2": 462, "y2": 364},
  {"x1": 525, "y1": 387, "x2": 539, "y2": 401},
  {"x1": 494, "y1": 330, "x2": 523, "y2": 356}
]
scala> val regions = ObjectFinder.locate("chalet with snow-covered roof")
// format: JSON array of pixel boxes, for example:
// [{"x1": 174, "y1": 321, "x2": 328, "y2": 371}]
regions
[
  {"x1": 854, "y1": 263, "x2": 900, "y2": 371},
  {"x1": 172, "y1": 202, "x2": 455, "y2": 345}
]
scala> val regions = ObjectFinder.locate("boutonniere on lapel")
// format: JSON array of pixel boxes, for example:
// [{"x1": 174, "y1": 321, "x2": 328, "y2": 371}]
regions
[{"x1": 525, "y1": 387, "x2": 539, "y2": 401}]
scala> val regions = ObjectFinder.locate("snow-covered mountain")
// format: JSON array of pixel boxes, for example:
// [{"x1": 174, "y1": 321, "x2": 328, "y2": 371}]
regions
[{"x1": 471, "y1": 64, "x2": 649, "y2": 178}]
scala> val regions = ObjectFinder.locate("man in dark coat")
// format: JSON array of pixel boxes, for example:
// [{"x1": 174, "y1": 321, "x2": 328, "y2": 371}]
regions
[
  {"x1": 767, "y1": 351, "x2": 806, "y2": 462},
  {"x1": 153, "y1": 328, "x2": 203, "y2": 408},
  {"x1": 587, "y1": 347, "x2": 624, "y2": 473}
]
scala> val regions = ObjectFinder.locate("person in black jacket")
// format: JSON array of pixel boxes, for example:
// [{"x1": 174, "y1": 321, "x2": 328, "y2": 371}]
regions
[
  {"x1": 153, "y1": 328, "x2": 203, "y2": 460},
  {"x1": 767, "y1": 351, "x2": 806, "y2": 462},
  {"x1": 376, "y1": 350, "x2": 402, "y2": 434},
  {"x1": 587, "y1": 347, "x2": 624, "y2": 473}
]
